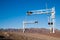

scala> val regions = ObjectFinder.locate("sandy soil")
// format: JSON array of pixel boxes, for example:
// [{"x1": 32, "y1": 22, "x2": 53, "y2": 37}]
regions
[{"x1": 0, "y1": 28, "x2": 60, "y2": 40}]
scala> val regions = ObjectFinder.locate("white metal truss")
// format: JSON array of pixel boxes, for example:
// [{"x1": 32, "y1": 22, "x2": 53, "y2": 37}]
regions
[
  {"x1": 23, "y1": 21, "x2": 38, "y2": 33},
  {"x1": 23, "y1": 7, "x2": 55, "y2": 33}
]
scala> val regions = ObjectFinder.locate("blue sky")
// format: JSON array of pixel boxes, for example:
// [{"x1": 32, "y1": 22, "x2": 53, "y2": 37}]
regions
[{"x1": 0, "y1": 0, "x2": 60, "y2": 29}]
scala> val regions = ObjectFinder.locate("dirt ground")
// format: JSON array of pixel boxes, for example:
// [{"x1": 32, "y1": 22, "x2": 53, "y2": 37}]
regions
[
  {"x1": 0, "y1": 28, "x2": 60, "y2": 40},
  {"x1": 0, "y1": 31, "x2": 60, "y2": 40}
]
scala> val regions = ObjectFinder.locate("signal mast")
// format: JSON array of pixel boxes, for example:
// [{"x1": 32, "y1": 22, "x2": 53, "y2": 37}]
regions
[
  {"x1": 26, "y1": 7, "x2": 55, "y2": 33},
  {"x1": 23, "y1": 21, "x2": 38, "y2": 33}
]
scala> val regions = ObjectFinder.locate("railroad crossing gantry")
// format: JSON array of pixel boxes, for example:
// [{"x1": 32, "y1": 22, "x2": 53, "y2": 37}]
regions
[
  {"x1": 23, "y1": 7, "x2": 55, "y2": 33},
  {"x1": 23, "y1": 21, "x2": 38, "y2": 33}
]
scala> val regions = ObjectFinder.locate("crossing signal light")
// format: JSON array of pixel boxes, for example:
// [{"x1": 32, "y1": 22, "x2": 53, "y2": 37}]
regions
[
  {"x1": 48, "y1": 22, "x2": 53, "y2": 25},
  {"x1": 27, "y1": 11, "x2": 33, "y2": 15}
]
